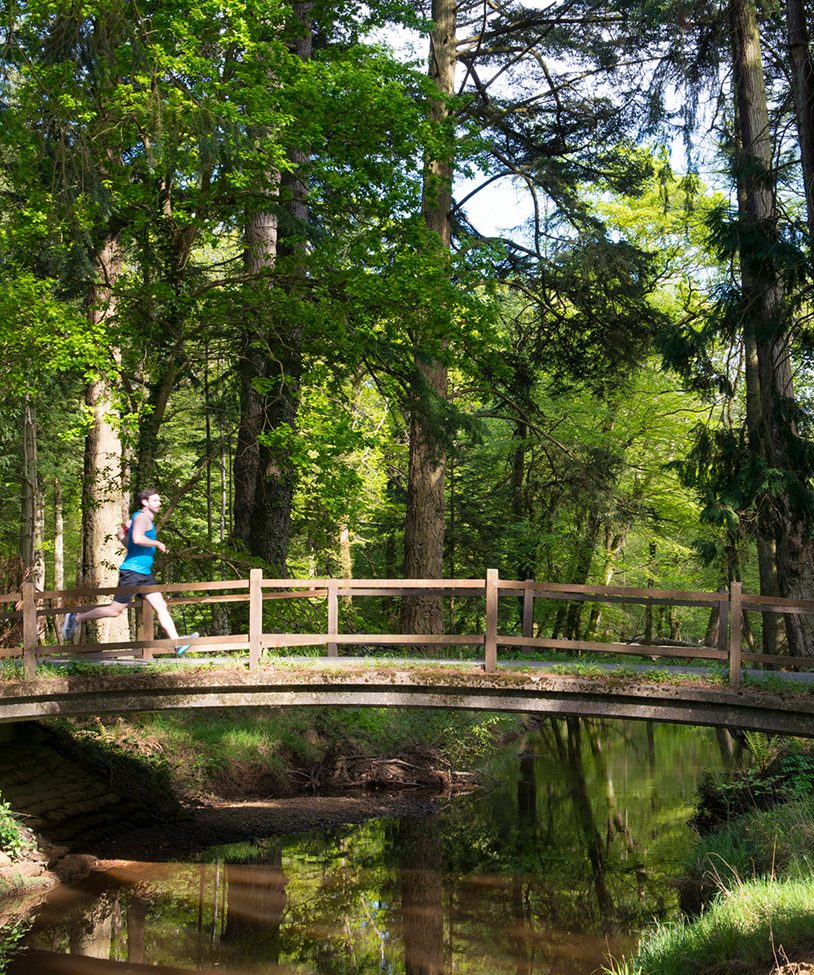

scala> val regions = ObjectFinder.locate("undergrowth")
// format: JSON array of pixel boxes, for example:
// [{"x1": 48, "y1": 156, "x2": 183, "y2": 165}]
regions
[
  {"x1": 0, "y1": 793, "x2": 31, "y2": 860},
  {"x1": 690, "y1": 746, "x2": 814, "y2": 835},
  {"x1": 0, "y1": 919, "x2": 31, "y2": 974},
  {"x1": 63, "y1": 707, "x2": 521, "y2": 799}
]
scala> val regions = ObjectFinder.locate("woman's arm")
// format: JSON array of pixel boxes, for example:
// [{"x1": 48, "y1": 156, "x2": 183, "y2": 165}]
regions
[
  {"x1": 116, "y1": 518, "x2": 132, "y2": 546},
  {"x1": 130, "y1": 512, "x2": 167, "y2": 553}
]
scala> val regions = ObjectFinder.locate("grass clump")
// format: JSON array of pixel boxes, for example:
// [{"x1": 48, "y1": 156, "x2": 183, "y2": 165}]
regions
[
  {"x1": 741, "y1": 671, "x2": 814, "y2": 696},
  {"x1": 608, "y1": 877, "x2": 814, "y2": 975},
  {"x1": 607, "y1": 742, "x2": 814, "y2": 975},
  {"x1": 681, "y1": 796, "x2": 814, "y2": 912},
  {"x1": 547, "y1": 662, "x2": 727, "y2": 687}
]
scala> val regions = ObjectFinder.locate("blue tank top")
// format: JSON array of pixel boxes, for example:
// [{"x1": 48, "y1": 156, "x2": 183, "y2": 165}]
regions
[{"x1": 119, "y1": 512, "x2": 157, "y2": 574}]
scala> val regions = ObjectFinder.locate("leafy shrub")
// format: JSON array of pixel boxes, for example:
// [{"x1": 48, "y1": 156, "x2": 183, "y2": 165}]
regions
[
  {"x1": 690, "y1": 743, "x2": 814, "y2": 834},
  {"x1": 0, "y1": 796, "x2": 28, "y2": 860}
]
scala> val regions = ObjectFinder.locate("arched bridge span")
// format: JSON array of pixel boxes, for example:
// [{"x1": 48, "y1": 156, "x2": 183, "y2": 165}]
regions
[{"x1": 2, "y1": 665, "x2": 813, "y2": 738}]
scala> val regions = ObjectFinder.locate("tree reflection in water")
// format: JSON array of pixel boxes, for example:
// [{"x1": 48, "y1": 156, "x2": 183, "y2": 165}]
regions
[
  {"x1": 222, "y1": 852, "x2": 287, "y2": 963},
  {"x1": 67, "y1": 894, "x2": 115, "y2": 960},
  {"x1": 7, "y1": 718, "x2": 730, "y2": 975},
  {"x1": 398, "y1": 815, "x2": 444, "y2": 975},
  {"x1": 126, "y1": 893, "x2": 146, "y2": 965}
]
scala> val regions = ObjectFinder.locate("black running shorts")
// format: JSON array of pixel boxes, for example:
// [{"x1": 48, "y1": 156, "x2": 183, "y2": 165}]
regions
[{"x1": 114, "y1": 569, "x2": 157, "y2": 604}]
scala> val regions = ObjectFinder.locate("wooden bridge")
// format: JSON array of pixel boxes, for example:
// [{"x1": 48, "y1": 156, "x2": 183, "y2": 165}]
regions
[{"x1": 2, "y1": 569, "x2": 814, "y2": 735}]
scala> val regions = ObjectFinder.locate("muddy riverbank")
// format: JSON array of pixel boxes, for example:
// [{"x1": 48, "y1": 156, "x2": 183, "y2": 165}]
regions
[{"x1": 90, "y1": 790, "x2": 444, "y2": 861}]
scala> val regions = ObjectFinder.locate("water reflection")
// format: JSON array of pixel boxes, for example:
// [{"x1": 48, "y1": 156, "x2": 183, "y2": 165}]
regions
[
  {"x1": 5, "y1": 718, "x2": 734, "y2": 975},
  {"x1": 222, "y1": 857, "x2": 286, "y2": 962},
  {"x1": 399, "y1": 816, "x2": 444, "y2": 975}
]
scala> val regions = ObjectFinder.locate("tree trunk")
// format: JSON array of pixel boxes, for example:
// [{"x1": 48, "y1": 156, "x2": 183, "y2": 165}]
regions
[
  {"x1": 564, "y1": 505, "x2": 602, "y2": 639},
  {"x1": 20, "y1": 395, "x2": 45, "y2": 592},
  {"x1": 82, "y1": 235, "x2": 129, "y2": 644},
  {"x1": 786, "y1": 0, "x2": 814, "y2": 249},
  {"x1": 511, "y1": 422, "x2": 535, "y2": 628},
  {"x1": 550, "y1": 506, "x2": 601, "y2": 640},
  {"x1": 730, "y1": 0, "x2": 814, "y2": 654},
  {"x1": 233, "y1": 340, "x2": 269, "y2": 548},
  {"x1": 248, "y1": 79, "x2": 308, "y2": 572},
  {"x1": 20, "y1": 396, "x2": 34, "y2": 571},
  {"x1": 585, "y1": 527, "x2": 625, "y2": 639},
  {"x1": 135, "y1": 359, "x2": 179, "y2": 487},
  {"x1": 54, "y1": 477, "x2": 64, "y2": 596},
  {"x1": 705, "y1": 602, "x2": 720, "y2": 648},
  {"x1": 233, "y1": 7, "x2": 310, "y2": 574},
  {"x1": 248, "y1": 329, "x2": 302, "y2": 572},
  {"x1": 339, "y1": 519, "x2": 353, "y2": 578},
  {"x1": 402, "y1": 365, "x2": 448, "y2": 633},
  {"x1": 234, "y1": 206, "x2": 278, "y2": 546},
  {"x1": 53, "y1": 476, "x2": 64, "y2": 640},
  {"x1": 401, "y1": 0, "x2": 455, "y2": 635},
  {"x1": 33, "y1": 481, "x2": 45, "y2": 600},
  {"x1": 742, "y1": 295, "x2": 782, "y2": 652}
]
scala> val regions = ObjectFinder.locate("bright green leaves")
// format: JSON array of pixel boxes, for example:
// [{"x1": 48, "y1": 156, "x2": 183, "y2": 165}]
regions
[{"x1": 0, "y1": 271, "x2": 102, "y2": 398}]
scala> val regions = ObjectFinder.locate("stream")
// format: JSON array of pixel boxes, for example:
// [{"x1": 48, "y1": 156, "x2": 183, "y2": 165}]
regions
[{"x1": 4, "y1": 717, "x2": 738, "y2": 974}]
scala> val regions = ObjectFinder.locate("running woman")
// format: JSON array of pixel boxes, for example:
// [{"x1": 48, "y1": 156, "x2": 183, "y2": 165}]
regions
[{"x1": 62, "y1": 488, "x2": 198, "y2": 655}]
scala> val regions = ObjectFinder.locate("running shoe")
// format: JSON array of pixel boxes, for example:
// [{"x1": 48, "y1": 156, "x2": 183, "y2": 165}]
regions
[
  {"x1": 62, "y1": 612, "x2": 78, "y2": 641},
  {"x1": 176, "y1": 632, "x2": 199, "y2": 656}
]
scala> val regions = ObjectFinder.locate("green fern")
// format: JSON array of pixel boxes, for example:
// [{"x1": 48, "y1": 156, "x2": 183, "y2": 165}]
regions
[{"x1": 743, "y1": 730, "x2": 778, "y2": 769}]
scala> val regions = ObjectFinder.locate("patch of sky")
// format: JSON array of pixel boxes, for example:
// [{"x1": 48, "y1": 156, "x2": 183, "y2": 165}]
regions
[{"x1": 366, "y1": 2, "x2": 731, "y2": 244}]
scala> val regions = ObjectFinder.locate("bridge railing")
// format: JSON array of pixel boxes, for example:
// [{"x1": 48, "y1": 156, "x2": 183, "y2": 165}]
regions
[{"x1": 3, "y1": 572, "x2": 814, "y2": 687}]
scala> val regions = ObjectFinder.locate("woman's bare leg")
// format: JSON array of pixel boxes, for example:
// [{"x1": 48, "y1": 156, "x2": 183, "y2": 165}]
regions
[
  {"x1": 77, "y1": 601, "x2": 128, "y2": 623},
  {"x1": 145, "y1": 591, "x2": 179, "y2": 640}
]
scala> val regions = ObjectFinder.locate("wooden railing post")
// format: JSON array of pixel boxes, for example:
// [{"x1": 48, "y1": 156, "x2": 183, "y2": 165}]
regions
[
  {"x1": 249, "y1": 568, "x2": 262, "y2": 669},
  {"x1": 716, "y1": 586, "x2": 729, "y2": 667},
  {"x1": 485, "y1": 568, "x2": 498, "y2": 672},
  {"x1": 522, "y1": 581, "x2": 534, "y2": 639},
  {"x1": 729, "y1": 580, "x2": 742, "y2": 689},
  {"x1": 327, "y1": 583, "x2": 338, "y2": 657},
  {"x1": 138, "y1": 600, "x2": 155, "y2": 661},
  {"x1": 22, "y1": 582, "x2": 37, "y2": 680}
]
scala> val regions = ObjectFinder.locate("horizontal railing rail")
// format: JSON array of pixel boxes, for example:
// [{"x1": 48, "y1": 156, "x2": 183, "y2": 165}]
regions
[{"x1": 2, "y1": 571, "x2": 814, "y2": 685}]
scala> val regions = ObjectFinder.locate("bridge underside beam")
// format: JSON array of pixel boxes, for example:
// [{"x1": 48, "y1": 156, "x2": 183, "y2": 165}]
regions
[{"x1": 0, "y1": 668, "x2": 813, "y2": 737}]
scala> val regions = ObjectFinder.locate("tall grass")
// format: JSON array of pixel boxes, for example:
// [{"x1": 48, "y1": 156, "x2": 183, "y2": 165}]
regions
[
  {"x1": 608, "y1": 877, "x2": 814, "y2": 975},
  {"x1": 606, "y1": 792, "x2": 814, "y2": 974},
  {"x1": 683, "y1": 796, "x2": 814, "y2": 893}
]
